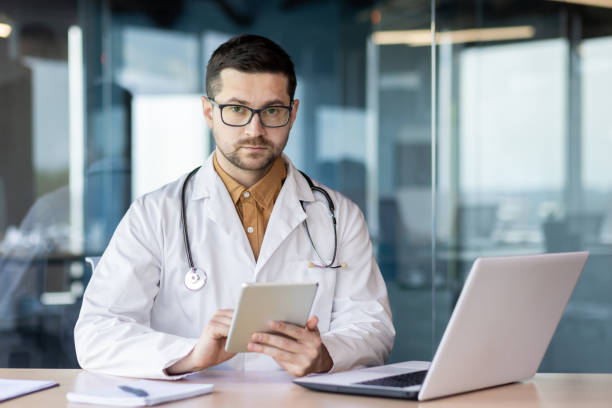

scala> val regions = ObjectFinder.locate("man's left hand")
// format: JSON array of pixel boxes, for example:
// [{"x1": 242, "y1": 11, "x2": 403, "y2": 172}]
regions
[{"x1": 247, "y1": 316, "x2": 333, "y2": 377}]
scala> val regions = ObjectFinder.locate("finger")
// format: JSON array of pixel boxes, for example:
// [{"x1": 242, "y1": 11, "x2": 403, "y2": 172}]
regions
[
  {"x1": 205, "y1": 323, "x2": 230, "y2": 339},
  {"x1": 214, "y1": 309, "x2": 235, "y2": 318},
  {"x1": 209, "y1": 309, "x2": 235, "y2": 326},
  {"x1": 269, "y1": 321, "x2": 323, "y2": 349},
  {"x1": 306, "y1": 316, "x2": 319, "y2": 331},
  {"x1": 209, "y1": 315, "x2": 233, "y2": 326},
  {"x1": 207, "y1": 321, "x2": 232, "y2": 333},
  {"x1": 268, "y1": 321, "x2": 307, "y2": 341},
  {"x1": 204, "y1": 318, "x2": 234, "y2": 338},
  {"x1": 251, "y1": 332, "x2": 308, "y2": 354},
  {"x1": 247, "y1": 342, "x2": 298, "y2": 363}
]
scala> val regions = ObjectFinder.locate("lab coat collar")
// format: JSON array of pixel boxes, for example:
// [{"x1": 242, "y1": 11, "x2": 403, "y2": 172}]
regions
[
  {"x1": 188, "y1": 152, "x2": 316, "y2": 270},
  {"x1": 282, "y1": 154, "x2": 316, "y2": 204},
  {"x1": 189, "y1": 154, "x2": 255, "y2": 264},
  {"x1": 256, "y1": 155, "x2": 315, "y2": 272},
  {"x1": 189, "y1": 154, "x2": 214, "y2": 201}
]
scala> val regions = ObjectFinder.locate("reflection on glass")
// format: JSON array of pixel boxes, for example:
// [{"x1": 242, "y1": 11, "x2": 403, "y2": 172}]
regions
[
  {"x1": 132, "y1": 95, "x2": 209, "y2": 199},
  {"x1": 435, "y1": 2, "x2": 612, "y2": 372},
  {"x1": 0, "y1": 4, "x2": 81, "y2": 368},
  {"x1": 582, "y1": 37, "x2": 612, "y2": 244},
  {"x1": 459, "y1": 39, "x2": 567, "y2": 250}
]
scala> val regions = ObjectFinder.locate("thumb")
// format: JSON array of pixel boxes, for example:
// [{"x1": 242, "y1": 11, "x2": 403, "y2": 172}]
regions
[{"x1": 306, "y1": 316, "x2": 319, "y2": 331}]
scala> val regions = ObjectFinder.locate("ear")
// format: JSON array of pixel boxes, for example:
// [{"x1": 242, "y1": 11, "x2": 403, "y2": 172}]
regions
[
  {"x1": 201, "y1": 96, "x2": 214, "y2": 129},
  {"x1": 288, "y1": 99, "x2": 300, "y2": 129}
]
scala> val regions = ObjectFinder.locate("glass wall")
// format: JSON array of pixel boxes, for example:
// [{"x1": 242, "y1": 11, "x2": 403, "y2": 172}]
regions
[
  {"x1": 433, "y1": 0, "x2": 612, "y2": 371},
  {"x1": 0, "y1": 0, "x2": 610, "y2": 372},
  {"x1": 368, "y1": 2, "x2": 436, "y2": 362},
  {"x1": 0, "y1": 0, "x2": 80, "y2": 367}
]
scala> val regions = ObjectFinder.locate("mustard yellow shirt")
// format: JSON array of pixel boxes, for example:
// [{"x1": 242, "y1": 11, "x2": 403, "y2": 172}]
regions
[{"x1": 213, "y1": 153, "x2": 286, "y2": 260}]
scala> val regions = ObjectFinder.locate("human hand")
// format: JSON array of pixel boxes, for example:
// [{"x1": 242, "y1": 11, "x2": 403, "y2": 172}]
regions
[
  {"x1": 247, "y1": 316, "x2": 333, "y2": 377},
  {"x1": 166, "y1": 309, "x2": 236, "y2": 375}
]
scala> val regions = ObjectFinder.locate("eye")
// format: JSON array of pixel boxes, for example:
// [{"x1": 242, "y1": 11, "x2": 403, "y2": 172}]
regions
[
  {"x1": 230, "y1": 105, "x2": 245, "y2": 113},
  {"x1": 264, "y1": 107, "x2": 279, "y2": 115}
]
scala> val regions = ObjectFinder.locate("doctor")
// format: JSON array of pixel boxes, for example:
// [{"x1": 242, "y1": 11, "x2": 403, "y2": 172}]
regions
[{"x1": 74, "y1": 34, "x2": 395, "y2": 379}]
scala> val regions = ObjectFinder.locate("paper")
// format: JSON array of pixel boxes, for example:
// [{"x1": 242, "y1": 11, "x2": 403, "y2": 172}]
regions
[
  {"x1": 66, "y1": 379, "x2": 213, "y2": 406},
  {"x1": 0, "y1": 378, "x2": 58, "y2": 402}
]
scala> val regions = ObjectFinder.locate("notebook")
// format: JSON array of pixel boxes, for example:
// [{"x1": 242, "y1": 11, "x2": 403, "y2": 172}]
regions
[
  {"x1": 66, "y1": 379, "x2": 213, "y2": 406},
  {"x1": 295, "y1": 251, "x2": 589, "y2": 401},
  {"x1": 0, "y1": 378, "x2": 58, "y2": 402}
]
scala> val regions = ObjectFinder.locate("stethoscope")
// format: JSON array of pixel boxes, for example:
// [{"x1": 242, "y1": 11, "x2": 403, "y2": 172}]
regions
[{"x1": 181, "y1": 166, "x2": 346, "y2": 291}]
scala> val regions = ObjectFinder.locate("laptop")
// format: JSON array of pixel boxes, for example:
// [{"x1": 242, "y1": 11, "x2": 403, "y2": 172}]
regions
[{"x1": 294, "y1": 251, "x2": 589, "y2": 401}]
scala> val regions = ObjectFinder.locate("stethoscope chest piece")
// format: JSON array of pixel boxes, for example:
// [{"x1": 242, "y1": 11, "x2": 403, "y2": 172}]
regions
[{"x1": 184, "y1": 267, "x2": 207, "y2": 291}]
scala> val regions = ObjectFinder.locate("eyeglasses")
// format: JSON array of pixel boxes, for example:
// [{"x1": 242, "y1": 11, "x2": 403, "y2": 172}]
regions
[{"x1": 208, "y1": 98, "x2": 292, "y2": 128}]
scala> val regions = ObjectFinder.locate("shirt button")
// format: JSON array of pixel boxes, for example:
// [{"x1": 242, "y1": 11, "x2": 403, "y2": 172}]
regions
[
  {"x1": 247, "y1": 226, "x2": 254, "y2": 234},
  {"x1": 243, "y1": 191, "x2": 251, "y2": 198}
]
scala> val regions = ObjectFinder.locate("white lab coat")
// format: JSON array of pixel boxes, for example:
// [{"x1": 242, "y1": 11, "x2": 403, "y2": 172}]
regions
[{"x1": 74, "y1": 154, "x2": 395, "y2": 379}]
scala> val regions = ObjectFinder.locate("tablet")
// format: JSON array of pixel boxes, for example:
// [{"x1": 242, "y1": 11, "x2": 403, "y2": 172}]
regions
[{"x1": 225, "y1": 282, "x2": 319, "y2": 353}]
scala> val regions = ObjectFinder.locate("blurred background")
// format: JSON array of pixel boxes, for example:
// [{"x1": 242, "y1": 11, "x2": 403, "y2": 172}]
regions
[{"x1": 0, "y1": 0, "x2": 611, "y2": 371}]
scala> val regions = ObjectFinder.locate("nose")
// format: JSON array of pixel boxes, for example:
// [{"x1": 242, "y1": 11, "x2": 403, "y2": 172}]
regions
[{"x1": 245, "y1": 111, "x2": 266, "y2": 137}]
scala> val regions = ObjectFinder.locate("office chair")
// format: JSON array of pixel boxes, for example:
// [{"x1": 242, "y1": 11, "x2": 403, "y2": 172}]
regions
[{"x1": 84, "y1": 256, "x2": 100, "y2": 274}]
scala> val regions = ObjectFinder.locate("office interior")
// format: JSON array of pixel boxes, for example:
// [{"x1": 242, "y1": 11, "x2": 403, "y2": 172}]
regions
[{"x1": 0, "y1": 0, "x2": 611, "y2": 372}]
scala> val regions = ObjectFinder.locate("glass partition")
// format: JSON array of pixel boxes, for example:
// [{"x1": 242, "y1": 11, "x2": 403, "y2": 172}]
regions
[
  {"x1": 0, "y1": 1, "x2": 80, "y2": 368},
  {"x1": 367, "y1": 1, "x2": 435, "y2": 362},
  {"x1": 433, "y1": 0, "x2": 612, "y2": 372}
]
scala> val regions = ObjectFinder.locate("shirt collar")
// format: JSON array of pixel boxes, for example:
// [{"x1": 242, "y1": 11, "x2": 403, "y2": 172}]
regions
[
  {"x1": 212, "y1": 153, "x2": 287, "y2": 208},
  {"x1": 249, "y1": 157, "x2": 287, "y2": 208},
  {"x1": 212, "y1": 154, "x2": 244, "y2": 205},
  {"x1": 191, "y1": 153, "x2": 313, "y2": 204}
]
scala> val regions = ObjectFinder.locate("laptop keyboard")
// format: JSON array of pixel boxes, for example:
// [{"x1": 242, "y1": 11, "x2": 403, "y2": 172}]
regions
[{"x1": 355, "y1": 370, "x2": 428, "y2": 388}]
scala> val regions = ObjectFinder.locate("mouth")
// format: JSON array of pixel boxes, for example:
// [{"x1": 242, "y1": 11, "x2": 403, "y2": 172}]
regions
[{"x1": 240, "y1": 145, "x2": 267, "y2": 151}]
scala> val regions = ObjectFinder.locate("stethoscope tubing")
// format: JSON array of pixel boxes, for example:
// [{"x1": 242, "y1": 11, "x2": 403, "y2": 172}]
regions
[
  {"x1": 298, "y1": 171, "x2": 341, "y2": 269},
  {"x1": 180, "y1": 166, "x2": 343, "y2": 291},
  {"x1": 181, "y1": 166, "x2": 201, "y2": 270}
]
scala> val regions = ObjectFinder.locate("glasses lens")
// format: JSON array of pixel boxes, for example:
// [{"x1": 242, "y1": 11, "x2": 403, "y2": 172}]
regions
[
  {"x1": 220, "y1": 105, "x2": 252, "y2": 126},
  {"x1": 259, "y1": 107, "x2": 291, "y2": 127}
]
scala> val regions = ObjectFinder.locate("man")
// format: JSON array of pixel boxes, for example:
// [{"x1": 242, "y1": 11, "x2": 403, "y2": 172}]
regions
[{"x1": 74, "y1": 34, "x2": 395, "y2": 379}]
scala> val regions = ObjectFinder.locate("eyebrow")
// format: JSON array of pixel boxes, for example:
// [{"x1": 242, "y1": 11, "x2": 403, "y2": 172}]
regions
[{"x1": 221, "y1": 97, "x2": 289, "y2": 107}]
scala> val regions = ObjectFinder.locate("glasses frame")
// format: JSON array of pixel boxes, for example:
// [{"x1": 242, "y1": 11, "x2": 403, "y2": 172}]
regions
[{"x1": 208, "y1": 98, "x2": 293, "y2": 128}]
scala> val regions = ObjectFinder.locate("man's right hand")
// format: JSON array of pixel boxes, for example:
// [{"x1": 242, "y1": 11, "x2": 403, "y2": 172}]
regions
[{"x1": 166, "y1": 309, "x2": 236, "y2": 375}]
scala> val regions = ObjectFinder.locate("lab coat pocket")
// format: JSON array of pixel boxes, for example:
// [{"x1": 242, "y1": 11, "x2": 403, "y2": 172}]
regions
[{"x1": 285, "y1": 260, "x2": 337, "y2": 334}]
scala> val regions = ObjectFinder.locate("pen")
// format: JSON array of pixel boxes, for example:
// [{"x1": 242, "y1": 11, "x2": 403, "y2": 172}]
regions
[{"x1": 118, "y1": 385, "x2": 149, "y2": 397}]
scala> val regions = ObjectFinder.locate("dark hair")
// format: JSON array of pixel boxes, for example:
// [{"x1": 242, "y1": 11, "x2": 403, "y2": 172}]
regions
[{"x1": 205, "y1": 34, "x2": 297, "y2": 101}]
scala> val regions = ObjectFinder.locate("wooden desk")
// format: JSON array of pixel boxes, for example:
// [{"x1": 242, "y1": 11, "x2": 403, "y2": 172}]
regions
[{"x1": 1, "y1": 369, "x2": 611, "y2": 407}]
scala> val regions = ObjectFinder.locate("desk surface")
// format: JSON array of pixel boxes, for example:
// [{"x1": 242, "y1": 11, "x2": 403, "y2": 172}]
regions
[{"x1": 1, "y1": 369, "x2": 611, "y2": 407}]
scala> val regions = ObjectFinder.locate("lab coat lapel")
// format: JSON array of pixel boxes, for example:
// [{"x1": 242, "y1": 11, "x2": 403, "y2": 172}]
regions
[
  {"x1": 256, "y1": 157, "x2": 314, "y2": 272},
  {"x1": 191, "y1": 155, "x2": 255, "y2": 265}
]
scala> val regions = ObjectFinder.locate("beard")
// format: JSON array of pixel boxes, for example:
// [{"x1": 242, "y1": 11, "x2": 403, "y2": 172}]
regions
[{"x1": 214, "y1": 133, "x2": 288, "y2": 172}]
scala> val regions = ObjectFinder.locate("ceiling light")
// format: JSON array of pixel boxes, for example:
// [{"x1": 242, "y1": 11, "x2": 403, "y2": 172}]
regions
[
  {"x1": 547, "y1": 0, "x2": 612, "y2": 8},
  {"x1": 373, "y1": 26, "x2": 536, "y2": 47},
  {"x1": 0, "y1": 22, "x2": 12, "y2": 38}
]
